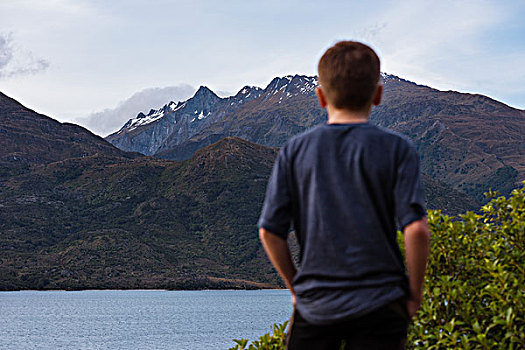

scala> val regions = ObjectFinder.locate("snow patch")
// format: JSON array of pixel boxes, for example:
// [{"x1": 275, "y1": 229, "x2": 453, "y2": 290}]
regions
[
  {"x1": 380, "y1": 72, "x2": 402, "y2": 83},
  {"x1": 198, "y1": 111, "x2": 210, "y2": 120},
  {"x1": 172, "y1": 102, "x2": 186, "y2": 112},
  {"x1": 126, "y1": 109, "x2": 165, "y2": 129},
  {"x1": 122, "y1": 101, "x2": 187, "y2": 131},
  {"x1": 299, "y1": 79, "x2": 317, "y2": 94}
]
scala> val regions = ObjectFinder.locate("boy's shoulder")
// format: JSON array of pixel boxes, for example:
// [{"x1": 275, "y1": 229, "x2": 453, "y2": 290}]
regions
[
  {"x1": 283, "y1": 123, "x2": 415, "y2": 152},
  {"x1": 286, "y1": 123, "x2": 327, "y2": 144},
  {"x1": 370, "y1": 124, "x2": 417, "y2": 147}
]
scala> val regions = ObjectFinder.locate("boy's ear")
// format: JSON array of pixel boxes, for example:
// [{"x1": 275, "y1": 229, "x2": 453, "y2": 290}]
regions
[
  {"x1": 315, "y1": 87, "x2": 328, "y2": 108},
  {"x1": 372, "y1": 84, "x2": 383, "y2": 106}
]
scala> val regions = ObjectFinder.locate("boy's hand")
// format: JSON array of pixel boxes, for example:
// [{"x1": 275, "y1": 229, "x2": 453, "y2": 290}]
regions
[{"x1": 406, "y1": 295, "x2": 422, "y2": 318}]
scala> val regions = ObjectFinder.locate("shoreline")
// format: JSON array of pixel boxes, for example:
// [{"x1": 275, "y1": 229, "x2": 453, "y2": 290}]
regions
[{"x1": 0, "y1": 287, "x2": 288, "y2": 293}]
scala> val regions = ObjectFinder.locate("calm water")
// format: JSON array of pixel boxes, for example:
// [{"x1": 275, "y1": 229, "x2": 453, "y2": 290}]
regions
[{"x1": 0, "y1": 289, "x2": 293, "y2": 350}]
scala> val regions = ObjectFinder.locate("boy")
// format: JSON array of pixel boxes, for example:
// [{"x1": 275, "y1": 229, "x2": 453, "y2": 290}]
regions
[{"x1": 258, "y1": 41, "x2": 430, "y2": 349}]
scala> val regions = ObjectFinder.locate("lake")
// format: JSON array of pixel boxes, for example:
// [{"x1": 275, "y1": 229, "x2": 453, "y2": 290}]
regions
[{"x1": 0, "y1": 289, "x2": 293, "y2": 349}]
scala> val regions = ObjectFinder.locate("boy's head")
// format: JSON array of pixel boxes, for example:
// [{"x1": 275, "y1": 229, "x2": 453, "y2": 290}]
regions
[{"x1": 317, "y1": 41, "x2": 381, "y2": 112}]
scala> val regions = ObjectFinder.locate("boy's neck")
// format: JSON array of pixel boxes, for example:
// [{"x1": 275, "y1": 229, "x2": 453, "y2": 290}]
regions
[{"x1": 326, "y1": 105, "x2": 370, "y2": 124}]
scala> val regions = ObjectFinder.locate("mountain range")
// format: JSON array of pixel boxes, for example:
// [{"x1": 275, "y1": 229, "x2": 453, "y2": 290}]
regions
[
  {"x1": 107, "y1": 73, "x2": 524, "y2": 201},
  {"x1": 1, "y1": 71, "x2": 523, "y2": 290}
]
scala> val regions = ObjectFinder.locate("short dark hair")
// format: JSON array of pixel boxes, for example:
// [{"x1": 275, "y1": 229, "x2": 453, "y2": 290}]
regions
[{"x1": 318, "y1": 41, "x2": 380, "y2": 111}]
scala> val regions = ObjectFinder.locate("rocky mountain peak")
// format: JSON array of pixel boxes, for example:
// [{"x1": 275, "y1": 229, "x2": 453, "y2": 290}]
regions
[
  {"x1": 380, "y1": 72, "x2": 420, "y2": 86},
  {"x1": 118, "y1": 107, "x2": 167, "y2": 133},
  {"x1": 263, "y1": 75, "x2": 318, "y2": 97},
  {"x1": 235, "y1": 85, "x2": 262, "y2": 97},
  {"x1": 193, "y1": 86, "x2": 220, "y2": 101},
  {"x1": 230, "y1": 86, "x2": 263, "y2": 105}
]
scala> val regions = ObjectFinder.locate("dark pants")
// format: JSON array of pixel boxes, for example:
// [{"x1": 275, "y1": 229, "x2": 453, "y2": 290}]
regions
[{"x1": 287, "y1": 298, "x2": 409, "y2": 350}]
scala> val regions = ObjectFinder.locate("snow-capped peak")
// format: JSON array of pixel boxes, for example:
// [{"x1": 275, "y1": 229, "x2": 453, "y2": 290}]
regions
[
  {"x1": 193, "y1": 85, "x2": 220, "y2": 100},
  {"x1": 380, "y1": 72, "x2": 404, "y2": 83},
  {"x1": 231, "y1": 86, "x2": 263, "y2": 103},
  {"x1": 264, "y1": 75, "x2": 318, "y2": 97},
  {"x1": 125, "y1": 109, "x2": 165, "y2": 131}
]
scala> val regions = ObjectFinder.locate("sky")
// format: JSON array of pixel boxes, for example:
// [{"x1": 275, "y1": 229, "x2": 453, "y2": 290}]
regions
[{"x1": 1, "y1": 0, "x2": 524, "y2": 136}]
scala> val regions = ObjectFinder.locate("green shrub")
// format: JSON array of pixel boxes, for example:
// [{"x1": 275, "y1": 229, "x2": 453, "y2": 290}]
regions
[
  {"x1": 408, "y1": 184, "x2": 524, "y2": 349},
  {"x1": 236, "y1": 183, "x2": 524, "y2": 349},
  {"x1": 229, "y1": 322, "x2": 288, "y2": 350}
]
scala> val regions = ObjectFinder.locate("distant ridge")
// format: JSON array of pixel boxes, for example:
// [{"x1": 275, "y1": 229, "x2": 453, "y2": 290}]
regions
[
  {"x1": 106, "y1": 74, "x2": 320, "y2": 159},
  {"x1": 107, "y1": 74, "x2": 524, "y2": 201}
]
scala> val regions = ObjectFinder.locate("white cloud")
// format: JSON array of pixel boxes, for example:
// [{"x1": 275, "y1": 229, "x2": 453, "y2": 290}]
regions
[
  {"x1": 364, "y1": 0, "x2": 525, "y2": 107},
  {"x1": 76, "y1": 84, "x2": 196, "y2": 137},
  {"x1": 0, "y1": 32, "x2": 49, "y2": 78},
  {"x1": 215, "y1": 90, "x2": 234, "y2": 98}
]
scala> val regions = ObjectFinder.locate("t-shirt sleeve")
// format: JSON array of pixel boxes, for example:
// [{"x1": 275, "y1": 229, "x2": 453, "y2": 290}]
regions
[
  {"x1": 257, "y1": 148, "x2": 292, "y2": 239},
  {"x1": 395, "y1": 141, "x2": 426, "y2": 231}
]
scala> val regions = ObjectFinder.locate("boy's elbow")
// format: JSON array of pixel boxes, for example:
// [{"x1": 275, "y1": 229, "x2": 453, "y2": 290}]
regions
[
  {"x1": 405, "y1": 217, "x2": 431, "y2": 240},
  {"x1": 259, "y1": 227, "x2": 284, "y2": 243},
  {"x1": 259, "y1": 227, "x2": 270, "y2": 242}
]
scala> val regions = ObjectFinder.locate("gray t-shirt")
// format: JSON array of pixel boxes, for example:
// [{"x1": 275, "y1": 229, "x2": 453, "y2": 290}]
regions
[{"x1": 258, "y1": 122, "x2": 426, "y2": 325}]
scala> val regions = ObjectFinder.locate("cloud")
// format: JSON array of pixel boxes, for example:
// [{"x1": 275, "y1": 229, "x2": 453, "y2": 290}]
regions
[
  {"x1": 0, "y1": 34, "x2": 14, "y2": 69},
  {"x1": 215, "y1": 90, "x2": 234, "y2": 97},
  {"x1": 352, "y1": 23, "x2": 388, "y2": 43},
  {"x1": 77, "y1": 84, "x2": 196, "y2": 137},
  {"x1": 367, "y1": 1, "x2": 525, "y2": 101},
  {"x1": 0, "y1": 32, "x2": 49, "y2": 78}
]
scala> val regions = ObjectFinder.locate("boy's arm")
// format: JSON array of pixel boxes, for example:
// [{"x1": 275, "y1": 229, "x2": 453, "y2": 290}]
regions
[
  {"x1": 403, "y1": 217, "x2": 431, "y2": 318},
  {"x1": 259, "y1": 227, "x2": 297, "y2": 305}
]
